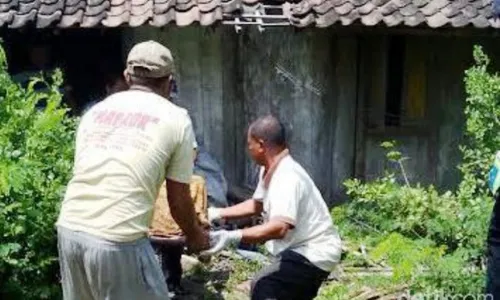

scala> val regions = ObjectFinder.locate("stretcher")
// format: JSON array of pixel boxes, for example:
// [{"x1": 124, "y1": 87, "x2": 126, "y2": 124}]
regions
[
  {"x1": 148, "y1": 175, "x2": 210, "y2": 294},
  {"x1": 149, "y1": 174, "x2": 210, "y2": 245}
]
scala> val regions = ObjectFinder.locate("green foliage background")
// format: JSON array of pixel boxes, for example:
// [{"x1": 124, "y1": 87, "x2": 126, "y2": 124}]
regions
[{"x1": 0, "y1": 44, "x2": 77, "y2": 299}]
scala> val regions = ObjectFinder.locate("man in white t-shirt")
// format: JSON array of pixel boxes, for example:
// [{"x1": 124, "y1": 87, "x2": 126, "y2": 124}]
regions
[
  {"x1": 203, "y1": 115, "x2": 342, "y2": 300},
  {"x1": 56, "y1": 40, "x2": 209, "y2": 300}
]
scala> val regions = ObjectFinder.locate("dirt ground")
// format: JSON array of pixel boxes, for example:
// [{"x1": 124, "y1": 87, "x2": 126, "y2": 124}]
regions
[
  {"x1": 172, "y1": 251, "x2": 408, "y2": 300},
  {"x1": 171, "y1": 252, "x2": 259, "y2": 300}
]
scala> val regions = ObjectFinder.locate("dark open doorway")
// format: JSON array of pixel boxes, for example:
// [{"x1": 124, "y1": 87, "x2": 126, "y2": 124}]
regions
[{"x1": 2, "y1": 28, "x2": 124, "y2": 115}]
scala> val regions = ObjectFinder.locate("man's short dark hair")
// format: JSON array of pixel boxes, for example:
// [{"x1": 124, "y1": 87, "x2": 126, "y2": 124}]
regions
[
  {"x1": 127, "y1": 66, "x2": 170, "y2": 90},
  {"x1": 249, "y1": 115, "x2": 287, "y2": 147},
  {"x1": 128, "y1": 73, "x2": 168, "y2": 90}
]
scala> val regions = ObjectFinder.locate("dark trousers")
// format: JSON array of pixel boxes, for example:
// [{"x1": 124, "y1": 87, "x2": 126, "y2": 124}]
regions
[
  {"x1": 250, "y1": 250, "x2": 330, "y2": 300},
  {"x1": 487, "y1": 243, "x2": 500, "y2": 299},
  {"x1": 152, "y1": 243, "x2": 183, "y2": 290}
]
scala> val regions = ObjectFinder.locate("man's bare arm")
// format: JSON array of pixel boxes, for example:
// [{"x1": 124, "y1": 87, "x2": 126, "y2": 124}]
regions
[
  {"x1": 239, "y1": 220, "x2": 291, "y2": 244},
  {"x1": 166, "y1": 179, "x2": 207, "y2": 250},
  {"x1": 219, "y1": 199, "x2": 263, "y2": 220}
]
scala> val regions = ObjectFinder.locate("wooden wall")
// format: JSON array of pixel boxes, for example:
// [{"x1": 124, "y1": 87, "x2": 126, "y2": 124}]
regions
[
  {"x1": 123, "y1": 26, "x2": 500, "y2": 205},
  {"x1": 359, "y1": 34, "x2": 500, "y2": 191}
]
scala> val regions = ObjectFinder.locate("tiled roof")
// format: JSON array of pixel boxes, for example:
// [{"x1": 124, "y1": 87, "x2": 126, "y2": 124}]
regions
[
  {"x1": 0, "y1": 0, "x2": 498, "y2": 28},
  {"x1": 291, "y1": 0, "x2": 499, "y2": 28}
]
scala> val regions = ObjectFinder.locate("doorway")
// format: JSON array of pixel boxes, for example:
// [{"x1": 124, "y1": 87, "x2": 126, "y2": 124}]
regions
[{"x1": 2, "y1": 28, "x2": 124, "y2": 115}]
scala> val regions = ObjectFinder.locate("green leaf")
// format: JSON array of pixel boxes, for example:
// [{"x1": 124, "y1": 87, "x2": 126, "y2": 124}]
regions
[
  {"x1": 380, "y1": 140, "x2": 396, "y2": 149},
  {"x1": 0, "y1": 41, "x2": 76, "y2": 299},
  {"x1": 0, "y1": 243, "x2": 21, "y2": 257}
]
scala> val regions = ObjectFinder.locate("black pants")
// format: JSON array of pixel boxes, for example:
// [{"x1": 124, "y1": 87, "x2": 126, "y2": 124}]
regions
[
  {"x1": 487, "y1": 243, "x2": 500, "y2": 299},
  {"x1": 250, "y1": 250, "x2": 330, "y2": 300},
  {"x1": 152, "y1": 243, "x2": 183, "y2": 289}
]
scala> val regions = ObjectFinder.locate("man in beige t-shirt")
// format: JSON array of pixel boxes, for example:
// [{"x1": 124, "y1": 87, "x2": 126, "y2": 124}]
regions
[{"x1": 56, "y1": 40, "x2": 208, "y2": 300}]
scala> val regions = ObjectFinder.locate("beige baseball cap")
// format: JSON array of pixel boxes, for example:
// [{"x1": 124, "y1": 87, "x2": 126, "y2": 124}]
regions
[{"x1": 126, "y1": 40, "x2": 175, "y2": 78}]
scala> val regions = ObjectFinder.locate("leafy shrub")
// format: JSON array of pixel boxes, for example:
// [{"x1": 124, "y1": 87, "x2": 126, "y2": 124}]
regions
[
  {"x1": 415, "y1": 248, "x2": 486, "y2": 296},
  {"x1": 342, "y1": 169, "x2": 460, "y2": 247},
  {"x1": 333, "y1": 45, "x2": 500, "y2": 295},
  {"x1": 340, "y1": 140, "x2": 492, "y2": 255},
  {"x1": 369, "y1": 233, "x2": 445, "y2": 282},
  {"x1": 0, "y1": 44, "x2": 77, "y2": 299},
  {"x1": 365, "y1": 233, "x2": 485, "y2": 295},
  {"x1": 458, "y1": 46, "x2": 500, "y2": 199}
]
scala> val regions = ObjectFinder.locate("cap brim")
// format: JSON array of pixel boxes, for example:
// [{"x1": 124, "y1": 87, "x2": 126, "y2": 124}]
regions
[{"x1": 126, "y1": 65, "x2": 170, "y2": 79}]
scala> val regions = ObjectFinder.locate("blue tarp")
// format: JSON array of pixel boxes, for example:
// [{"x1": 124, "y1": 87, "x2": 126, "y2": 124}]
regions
[{"x1": 193, "y1": 137, "x2": 228, "y2": 208}]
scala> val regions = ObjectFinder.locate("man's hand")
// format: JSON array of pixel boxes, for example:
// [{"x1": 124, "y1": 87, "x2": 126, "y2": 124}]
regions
[
  {"x1": 185, "y1": 227, "x2": 210, "y2": 253},
  {"x1": 200, "y1": 230, "x2": 242, "y2": 256}
]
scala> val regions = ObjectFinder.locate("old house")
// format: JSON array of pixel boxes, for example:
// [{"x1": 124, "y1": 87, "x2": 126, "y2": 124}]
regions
[{"x1": 1, "y1": 0, "x2": 499, "y2": 204}]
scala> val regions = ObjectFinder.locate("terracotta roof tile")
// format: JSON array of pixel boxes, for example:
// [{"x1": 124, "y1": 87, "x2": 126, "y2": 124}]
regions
[
  {"x1": 315, "y1": 8, "x2": 337, "y2": 26},
  {"x1": 471, "y1": 13, "x2": 489, "y2": 26},
  {"x1": 383, "y1": 10, "x2": 404, "y2": 25},
  {"x1": 426, "y1": 11, "x2": 449, "y2": 26},
  {"x1": 480, "y1": 4, "x2": 494, "y2": 17},
  {"x1": 361, "y1": 7, "x2": 383, "y2": 25},
  {"x1": 11, "y1": 10, "x2": 36, "y2": 27},
  {"x1": 441, "y1": 1, "x2": 465, "y2": 18},
  {"x1": 335, "y1": 2, "x2": 354, "y2": 15},
  {"x1": 404, "y1": 10, "x2": 425, "y2": 25},
  {"x1": 372, "y1": 0, "x2": 391, "y2": 7},
  {"x1": 399, "y1": 3, "x2": 418, "y2": 16},
  {"x1": 353, "y1": 0, "x2": 370, "y2": 6},
  {"x1": 380, "y1": 1, "x2": 400, "y2": 16},
  {"x1": 314, "y1": 0, "x2": 335, "y2": 15},
  {"x1": 0, "y1": 0, "x2": 497, "y2": 28},
  {"x1": 358, "y1": 1, "x2": 375, "y2": 14},
  {"x1": 421, "y1": 0, "x2": 449, "y2": 16}
]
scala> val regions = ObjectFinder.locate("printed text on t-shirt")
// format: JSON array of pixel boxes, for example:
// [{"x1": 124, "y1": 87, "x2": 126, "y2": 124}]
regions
[{"x1": 93, "y1": 110, "x2": 159, "y2": 130}]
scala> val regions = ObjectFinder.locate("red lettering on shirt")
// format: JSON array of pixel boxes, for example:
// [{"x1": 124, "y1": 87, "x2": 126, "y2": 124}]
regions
[
  {"x1": 113, "y1": 112, "x2": 125, "y2": 127},
  {"x1": 92, "y1": 110, "x2": 159, "y2": 131},
  {"x1": 104, "y1": 111, "x2": 117, "y2": 125}
]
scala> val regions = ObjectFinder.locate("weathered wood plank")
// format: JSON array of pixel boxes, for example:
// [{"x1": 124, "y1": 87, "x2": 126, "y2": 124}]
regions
[
  {"x1": 429, "y1": 36, "x2": 469, "y2": 190},
  {"x1": 364, "y1": 35, "x2": 387, "y2": 130},
  {"x1": 170, "y1": 27, "x2": 205, "y2": 142},
  {"x1": 354, "y1": 36, "x2": 370, "y2": 181},
  {"x1": 234, "y1": 28, "x2": 358, "y2": 203},
  {"x1": 330, "y1": 35, "x2": 358, "y2": 203},
  {"x1": 240, "y1": 28, "x2": 269, "y2": 188},
  {"x1": 221, "y1": 26, "x2": 244, "y2": 185},
  {"x1": 199, "y1": 27, "x2": 224, "y2": 167},
  {"x1": 307, "y1": 29, "x2": 337, "y2": 203}
]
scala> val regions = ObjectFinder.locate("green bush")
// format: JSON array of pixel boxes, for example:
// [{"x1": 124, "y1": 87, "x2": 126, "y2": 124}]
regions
[
  {"x1": 334, "y1": 45, "x2": 500, "y2": 296},
  {"x1": 0, "y1": 45, "x2": 77, "y2": 299},
  {"x1": 458, "y1": 46, "x2": 500, "y2": 199},
  {"x1": 369, "y1": 233, "x2": 444, "y2": 282},
  {"x1": 334, "y1": 140, "x2": 490, "y2": 294},
  {"x1": 342, "y1": 164, "x2": 461, "y2": 248},
  {"x1": 339, "y1": 140, "x2": 491, "y2": 257}
]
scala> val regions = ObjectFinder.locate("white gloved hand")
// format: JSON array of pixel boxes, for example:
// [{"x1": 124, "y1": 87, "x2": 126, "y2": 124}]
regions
[
  {"x1": 207, "y1": 207, "x2": 224, "y2": 225},
  {"x1": 200, "y1": 230, "x2": 242, "y2": 256}
]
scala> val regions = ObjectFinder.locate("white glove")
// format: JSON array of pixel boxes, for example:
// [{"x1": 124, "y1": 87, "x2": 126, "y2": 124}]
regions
[
  {"x1": 207, "y1": 207, "x2": 224, "y2": 225},
  {"x1": 200, "y1": 230, "x2": 242, "y2": 256}
]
